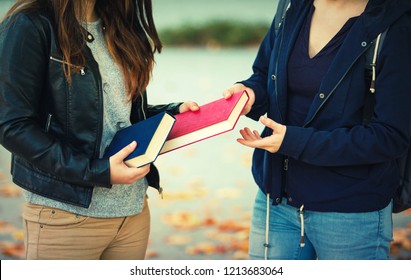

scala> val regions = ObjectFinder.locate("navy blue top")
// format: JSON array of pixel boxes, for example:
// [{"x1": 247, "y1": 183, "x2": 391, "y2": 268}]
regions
[
  {"x1": 287, "y1": 5, "x2": 358, "y2": 126},
  {"x1": 241, "y1": 0, "x2": 411, "y2": 212}
]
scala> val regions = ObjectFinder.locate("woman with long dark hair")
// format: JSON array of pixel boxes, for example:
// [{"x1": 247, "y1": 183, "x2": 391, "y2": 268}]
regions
[{"x1": 0, "y1": 0, "x2": 199, "y2": 259}]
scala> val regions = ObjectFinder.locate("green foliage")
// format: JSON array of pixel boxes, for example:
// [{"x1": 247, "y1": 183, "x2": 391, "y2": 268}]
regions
[{"x1": 159, "y1": 20, "x2": 270, "y2": 48}]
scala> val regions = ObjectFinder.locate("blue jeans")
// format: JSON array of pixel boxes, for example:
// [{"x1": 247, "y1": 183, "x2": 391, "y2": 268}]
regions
[{"x1": 249, "y1": 189, "x2": 393, "y2": 260}]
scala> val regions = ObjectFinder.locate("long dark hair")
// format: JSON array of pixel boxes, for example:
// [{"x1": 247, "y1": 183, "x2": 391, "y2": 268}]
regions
[{"x1": 4, "y1": 0, "x2": 162, "y2": 100}]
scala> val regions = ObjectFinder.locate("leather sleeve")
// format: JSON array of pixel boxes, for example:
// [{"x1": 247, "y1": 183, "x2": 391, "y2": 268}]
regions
[{"x1": 147, "y1": 103, "x2": 182, "y2": 117}]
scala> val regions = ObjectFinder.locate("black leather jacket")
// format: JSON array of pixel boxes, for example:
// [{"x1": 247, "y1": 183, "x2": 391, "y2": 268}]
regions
[{"x1": 0, "y1": 11, "x2": 181, "y2": 208}]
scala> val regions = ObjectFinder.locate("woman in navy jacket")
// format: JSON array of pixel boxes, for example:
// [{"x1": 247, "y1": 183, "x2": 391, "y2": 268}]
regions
[{"x1": 224, "y1": 0, "x2": 411, "y2": 259}]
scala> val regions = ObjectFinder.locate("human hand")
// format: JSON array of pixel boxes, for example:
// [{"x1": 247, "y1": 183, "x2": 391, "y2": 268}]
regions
[
  {"x1": 237, "y1": 116, "x2": 286, "y2": 153},
  {"x1": 222, "y1": 83, "x2": 255, "y2": 115},
  {"x1": 179, "y1": 101, "x2": 200, "y2": 113},
  {"x1": 109, "y1": 141, "x2": 151, "y2": 184}
]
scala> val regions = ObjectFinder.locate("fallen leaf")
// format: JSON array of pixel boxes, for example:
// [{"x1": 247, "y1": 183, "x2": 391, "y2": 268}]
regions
[
  {"x1": 0, "y1": 221, "x2": 18, "y2": 234},
  {"x1": 217, "y1": 219, "x2": 249, "y2": 232},
  {"x1": 230, "y1": 239, "x2": 249, "y2": 252},
  {"x1": 0, "y1": 183, "x2": 22, "y2": 197},
  {"x1": 13, "y1": 230, "x2": 24, "y2": 241},
  {"x1": 162, "y1": 211, "x2": 202, "y2": 230},
  {"x1": 392, "y1": 228, "x2": 411, "y2": 250},
  {"x1": 163, "y1": 187, "x2": 208, "y2": 201},
  {"x1": 0, "y1": 241, "x2": 25, "y2": 259},
  {"x1": 186, "y1": 243, "x2": 228, "y2": 255},
  {"x1": 231, "y1": 250, "x2": 248, "y2": 260},
  {"x1": 165, "y1": 235, "x2": 191, "y2": 245},
  {"x1": 401, "y1": 208, "x2": 411, "y2": 216},
  {"x1": 202, "y1": 216, "x2": 217, "y2": 227},
  {"x1": 145, "y1": 250, "x2": 159, "y2": 259}
]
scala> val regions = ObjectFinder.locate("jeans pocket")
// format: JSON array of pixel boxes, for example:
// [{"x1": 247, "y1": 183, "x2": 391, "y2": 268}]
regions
[{"x1": 22, "y1": 202, "x2": 89, "y2": 228}]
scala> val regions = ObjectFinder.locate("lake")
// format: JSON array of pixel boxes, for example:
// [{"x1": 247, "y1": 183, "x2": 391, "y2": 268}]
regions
[{"x1": 1, "y1": 0, "x2": 279, "y2": 28}]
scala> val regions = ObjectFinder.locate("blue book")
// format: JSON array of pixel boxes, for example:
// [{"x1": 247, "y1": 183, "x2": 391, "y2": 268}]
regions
[{"x1": 104, "y1": 112, "x2": 175, "y2": 167}]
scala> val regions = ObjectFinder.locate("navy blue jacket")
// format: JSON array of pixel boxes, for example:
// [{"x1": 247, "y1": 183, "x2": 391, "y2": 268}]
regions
[{"x1": 242, "y1": 0, "x2": 411, "y2": 212}]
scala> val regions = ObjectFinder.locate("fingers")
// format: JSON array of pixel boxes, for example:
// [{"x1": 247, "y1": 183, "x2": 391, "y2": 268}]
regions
[
  {"x1": 239, "y1": 127, "x2": 261, "y2": 141},
  {"x1": 126, "y1": 164, "x2": 151, "y2": 182},
  {"x1": 223, "y1": 84, "x2": 256, "y2": 115},
  {"x1": 259, "y1": 115, "x2": 276, "y2": 129},
  {"x1": 179, "y1": 101, "x2": 200, "y2": 113},
  {"x1": 112, "y1": 141, "x2": 137, "y2": 162},
  {"x1": 222, "y1": 89, "x2": 234, "y2": 99},
  {"x1": 237, "y1": 116, "x2": 286, "y2": 153},
  {"x1": 109, "y1": 160, "x2": 151, "y2": 185},
  {"x1": 109, "y1": 141, "x2": 153, "y2": 184},
  {"x1": 223, "y1": 83, "x2": 247, "y2": 99},
  {"x1": 259, "y1": 116, "x2": 286, "y2": 136}
]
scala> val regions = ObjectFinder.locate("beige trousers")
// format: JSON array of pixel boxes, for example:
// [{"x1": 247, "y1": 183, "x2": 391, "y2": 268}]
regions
[{"x1": 22, "y1": 198, "x2": 150, "y2": 260}]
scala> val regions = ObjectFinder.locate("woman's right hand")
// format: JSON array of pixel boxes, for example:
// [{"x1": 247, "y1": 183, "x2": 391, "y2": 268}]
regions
[
  {"x1": 109, "y1": 141, "x2": 150, "y2": 184},
  {"x1": 223, "y1": 83, "x2": 255, "y2": 115}
]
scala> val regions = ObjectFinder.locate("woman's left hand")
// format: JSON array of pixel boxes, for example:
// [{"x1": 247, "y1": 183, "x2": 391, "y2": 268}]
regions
[
  {"x1": 179, "y1": 101, "x2": 200, "y2": 113},
  {"x1": 237, "y1": 115, "x2": 286, "y2": 153}
]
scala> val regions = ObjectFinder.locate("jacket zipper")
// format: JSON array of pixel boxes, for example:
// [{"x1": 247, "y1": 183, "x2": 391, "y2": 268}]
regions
[
  {"x1": 140, "y1": 93, "x2": 163, "y2": 198},
  {"x1": 45, "y1": 114, "x2": 52, "y2": 132},
  {"x1": 92, "y1": 64, "x2": 104, "y2": 160},
  {"x1": 283, "y1": 156, "x2": 289, "y2": 195},
  {"x1": 49, "y1": 56, "x2": 85, "y2": 75},
  {"x1": 274, "y1": 7, "x2": 288, "y2": 124},
  {"x1": 140, "y1": 93, "x2": 147, "y2": 120}
]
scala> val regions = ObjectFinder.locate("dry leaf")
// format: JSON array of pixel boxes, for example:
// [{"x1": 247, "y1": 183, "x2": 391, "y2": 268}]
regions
[
  {"x1": 13, "y1": 230, "x2": 24, "y2": 241},
  {"x1": 217, "y1": 219, "x2": 249, "y2": 232},
  {"x1": 0, "y1": 221, "x2": 18, "y2": 234},
  {"x1": 145, "y1": 250, "x2": 159, "y2": 259},
  {"x1": 165, "y1": 234, "x2": 191, "y2": 245},
  {"x1": 392, "y1": 228, "x2": 411, "y2": 250},
  {"x1": 0, "y1": 183, "x2": 22, "y2": 197},
  {"x1": 163, "y1": 187, "x2": 208, "y2": 201},
  {"x1": 0, "y1": 241, "x2": 25, "y2": 259},
  {"x1": 202, "y1": 216, "x2": 217, "y2": 227},
  {"x1": 162, "y1": 211, "x2": 202, "y2": 229},
  {"x1": 186, "y1": 243, "x2": 227, "y2": 255},
  {"x1": 231, "y1": 250, "x2": 248, "y2": 260}
]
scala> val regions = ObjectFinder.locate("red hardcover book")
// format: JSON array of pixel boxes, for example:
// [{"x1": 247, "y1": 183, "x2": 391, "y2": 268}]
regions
[{"x1": 160, "y1": 90, "x2": 249, "y2": 154}]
